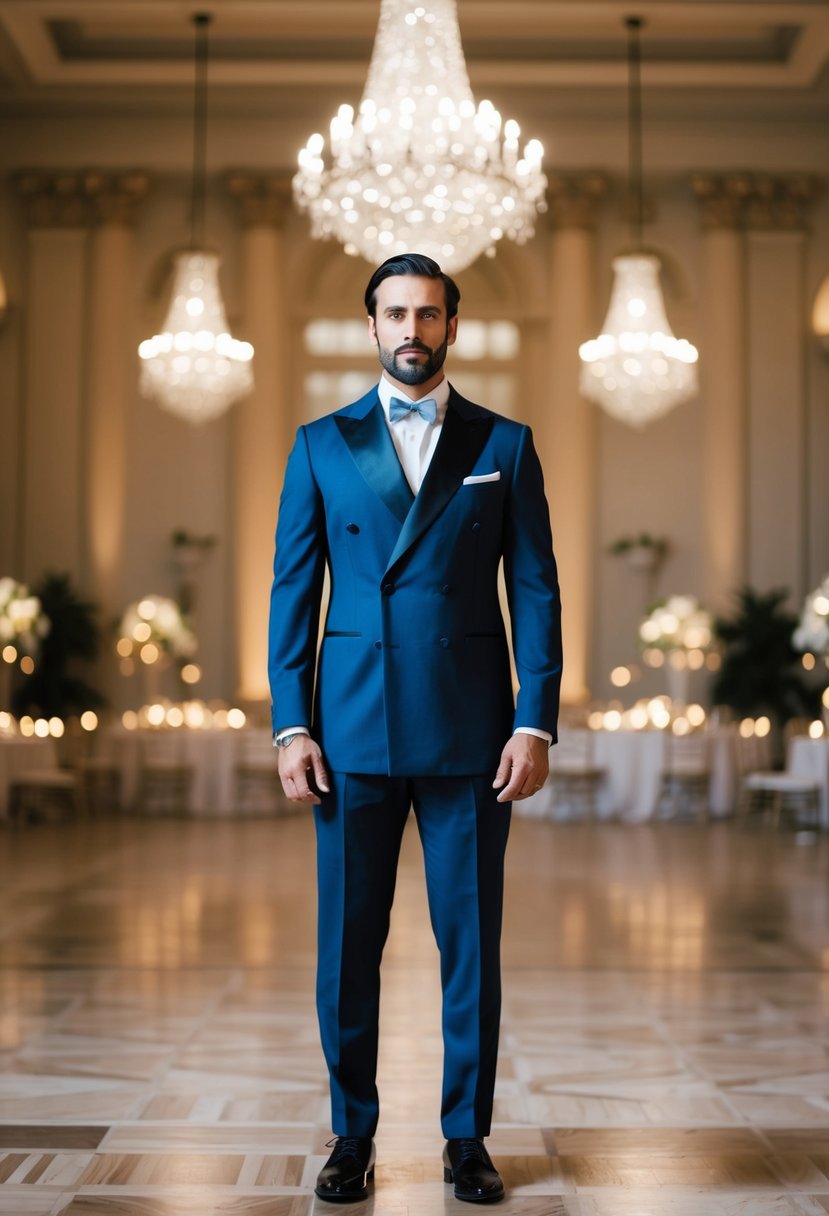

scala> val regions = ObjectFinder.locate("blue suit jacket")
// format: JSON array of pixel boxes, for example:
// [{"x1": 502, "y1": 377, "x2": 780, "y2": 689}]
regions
[{"x1": 268, "y1": 385, "x2": 562, "y2": 776}]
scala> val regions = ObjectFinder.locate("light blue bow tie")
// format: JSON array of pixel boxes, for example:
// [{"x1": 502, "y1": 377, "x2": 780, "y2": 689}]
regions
[{"x1": 389, "y1": 395, "x2": 438, "y2": 425}]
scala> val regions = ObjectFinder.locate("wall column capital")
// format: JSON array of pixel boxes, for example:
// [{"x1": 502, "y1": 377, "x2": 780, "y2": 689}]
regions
[
  {"x1": 545, "y1": 172, "x2": 608, "y2": 231},
  {"x1": 83, "y1": 171, "x2": 153, "y2": 226},
  {"x1": 14, "y1": 169, "x2": 152, "y2": 227},
  {"x1": 691, "y1": 171, "x2": 820, "y2": 231},
  {"x1": 226, "y1": 171, "x2": 294, "y2": 227}
]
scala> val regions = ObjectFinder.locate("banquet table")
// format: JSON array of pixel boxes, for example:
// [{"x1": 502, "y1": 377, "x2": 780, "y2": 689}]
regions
[
  {"x1": 101, "y1": 725, "x2": 276, "y2": 815},
  {"x1": 520, "y1": 726, "x2": 767, "y2": 823},
  {"x1": 788, "y1": 736, "x2": 829, "y2": 829},
  {"x1": 0, "y1": 736, "x2": 59, "y2": 820}
]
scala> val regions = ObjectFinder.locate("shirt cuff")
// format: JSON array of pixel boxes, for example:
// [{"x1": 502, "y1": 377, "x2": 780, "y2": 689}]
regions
[
  {"x1": 273, "y1": 726, "x2": 311, "y2": 747},
  {"x1": 514, "y1": 727, "x2": 553, "y2": 744}
]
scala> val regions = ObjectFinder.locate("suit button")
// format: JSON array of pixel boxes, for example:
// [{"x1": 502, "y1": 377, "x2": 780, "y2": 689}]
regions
[
  {"x1": 439, "y1": 637, "x2": 450, "y2": 648},
  {"x1": 346, "y1": 523, "x2": 359, "y2": 534},
  {"x1": 441, "y1": 584, "x2": 451, "y2": 595},
  {"x1": 471, "y1": 521, "x2": 481, "y2": 533},
  {"x1": 381, "y1": 582, "x2": 395, "y2": 596},
  {"x1": 374, "y1": 640, "x2": 382, "y2": 650}
]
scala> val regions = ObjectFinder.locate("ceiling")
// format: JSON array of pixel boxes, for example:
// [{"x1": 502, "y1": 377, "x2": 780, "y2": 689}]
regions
[{"x1": 1, "y1": 0, "x2": 828, "y2": 124}]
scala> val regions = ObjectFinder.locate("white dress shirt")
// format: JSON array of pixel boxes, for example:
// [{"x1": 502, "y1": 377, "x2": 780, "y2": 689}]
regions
[
  {"x1": 275, "y1": 375, "x2": 551, "y2": 747},
  {"x1": 377, "y1": 372, "x2": 449, "y2": 494}
]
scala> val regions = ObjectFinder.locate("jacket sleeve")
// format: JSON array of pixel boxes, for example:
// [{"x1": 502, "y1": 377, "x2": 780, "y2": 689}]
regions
[
  {"x1": 267, "y1": 426, "x2": 328, "y2": 733},
  {"x1": 502, "y1": 424, "x2": 563, "y2": 742}
]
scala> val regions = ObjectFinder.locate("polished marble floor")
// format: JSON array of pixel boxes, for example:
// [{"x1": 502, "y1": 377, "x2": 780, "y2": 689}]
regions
[{"x1": 0, "y1": 808, "x2": 828, "y2": 1214}]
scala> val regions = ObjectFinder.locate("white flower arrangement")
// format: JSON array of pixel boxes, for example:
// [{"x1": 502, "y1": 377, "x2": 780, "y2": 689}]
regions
[
  {"x1": 792, "y1": 574, "x2": 829, "y2": 656},
  {"x1": 639, "y1": 594, "x2": 713, "y2": 653},
  {"x1": 118, "y1": 594, "x2": 197, "y2": 663},
  {"x1": 0, "y1": 576, "x2": 51, "y2": 658}
]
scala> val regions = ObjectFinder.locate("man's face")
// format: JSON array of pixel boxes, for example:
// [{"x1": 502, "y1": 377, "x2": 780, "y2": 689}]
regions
[{"x1": 368, "y1": 274, "x2": 458, "y2": 393}]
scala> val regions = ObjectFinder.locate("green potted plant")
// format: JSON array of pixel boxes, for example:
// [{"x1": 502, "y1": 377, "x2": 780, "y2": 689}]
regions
[
  {"x1": 12, "y1": 572, "x2": 104, "y2": 719},
  {"x1": 713, "y1": 586, "x2": 820, "y2": 747},
  {"x1": 608, "y1": 532, "x2": 669, "y2": 572}
]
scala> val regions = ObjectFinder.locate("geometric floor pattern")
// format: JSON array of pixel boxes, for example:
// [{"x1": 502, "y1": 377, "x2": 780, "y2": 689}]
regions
[{"x1": 0, "y1": 809, "x2": 828, "y2": 1214}]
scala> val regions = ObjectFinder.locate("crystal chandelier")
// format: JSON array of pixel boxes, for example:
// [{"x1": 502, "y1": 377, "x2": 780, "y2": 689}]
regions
[
  {"x1": 293, "y1": 0, "x2": 547, "y2": 274},
  {"x1": 579, "y1": 17, "x2": 698, "y2": 428},
  {"x1": 138, "y1": 14, "x2": 253, "y2": 424}
]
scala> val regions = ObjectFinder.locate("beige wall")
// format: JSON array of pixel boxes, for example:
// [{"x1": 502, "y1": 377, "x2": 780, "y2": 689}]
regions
[{"x1": 1, "y1": 110, "x2": 827, "y2": 713}]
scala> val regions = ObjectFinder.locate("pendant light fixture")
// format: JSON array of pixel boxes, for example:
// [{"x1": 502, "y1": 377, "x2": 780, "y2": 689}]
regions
[
  {"x1": 138, "y1": 13, "x2": 253, "y2": 424},
  {"x1": 579, "y1": 16, "x2": 698, "y2": 428},
  {"x1": 293, "y1": 0, "x2": 547, "y2": 274}
]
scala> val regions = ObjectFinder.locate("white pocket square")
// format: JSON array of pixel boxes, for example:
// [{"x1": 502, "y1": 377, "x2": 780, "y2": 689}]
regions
[{"x1": 463, "y1": 471, "x2": 501, "y2": 485}]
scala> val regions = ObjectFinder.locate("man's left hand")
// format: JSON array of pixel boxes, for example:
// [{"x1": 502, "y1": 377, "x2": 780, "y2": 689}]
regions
[{"x1": 493, "y1": 733, "x2": 549, "y2": 803}]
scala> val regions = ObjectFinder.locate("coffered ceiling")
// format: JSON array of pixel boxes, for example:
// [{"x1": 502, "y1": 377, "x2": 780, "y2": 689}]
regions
[{"x1": 0, "y1": 1, "x2": 828, "y2": 123}]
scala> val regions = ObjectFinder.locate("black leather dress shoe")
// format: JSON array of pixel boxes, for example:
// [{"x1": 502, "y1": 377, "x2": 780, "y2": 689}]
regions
[
  {"x1": 443, "y1": 1138, "x2": 505, "y2": 1204},
  {"x1": 315, "y1": 1136, "x2": 376, "y2": 1203}
]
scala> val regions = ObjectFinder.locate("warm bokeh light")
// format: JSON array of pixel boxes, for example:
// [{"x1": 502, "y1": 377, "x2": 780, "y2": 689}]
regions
[
  {"x1": 669, "y1": 649, "x2": 688, "y2": 671},
  {"x1": 34, "y1": 718, "x2": 50, "y2": 738},
  {"x1": 133, "y1": 622, "x2": 152, "y2": 643},
  {"x1": 687, "y1": 703, "x2": 706, "y2": 728},
  {"x1": 755, "y1": 716, "x2": 771, "y2": 738},
  {"x1": 80, "y1": 711, "x2": 98, "y2": 731},
  {"x1": 227, "y1": 708, "x2": 247, "y2": 730},
  {"x1": 116, "y1": 637, "x2": 133, "y2": 658},
  {"x1": 140, "y1": 643, "x2": 160, "y2": 665},
  {"x1": 138, "y1": 598, "x2": 157, "y2": 620},
  {"x1": 2, "y1": 645, "x2": 16, "y2": 664},
  {"x1": 122, "y1": 710, "x2": 139, "y2": 730},
  {"x1": 687, "y1": 648, "x2": 706, "y2": 670},
  {"x1": 48, "y1": 717, "x2": 64, "y2": 738},
  {"x1": 739, "y1": 717, "x2": 755, "y2": 738},
  {"x1": 603, "y1": 709, "x2": 623, "y2": 731},
  {"x1": 19, "y1": 655, "x2": 34, "y2": 675},
  {"x1": 705, "y1": 652, "x2": 721, "y2": 671},
  {"x1": 19, "y1": 716, "x2": 34, "y2": 737},
  {"x1": 672, "y1": 716, "x2": 691, "y2": 735},
  {"x1": 181, "y1": 663, "x2": 202, "y2": 685},
  {"x1": 802, "y1": 653, "x2": 816, "y2": 671},
  {"x1": 823, "y1": 687, "x2": 829, "y2": 708},
  {"x1": 146, "y1": 703, "x2": 166, "y2": 727},
  {"x1": 643, "y1": 647, "x2": 665, "y2": 668},
  {"x1": 588, "y1": 711, "x2": 604, "y2": 730},
  {"x1": 166, "y1": 706, "x2": 185, "y2": 728},
  {"x1": 611, "y1": 666, "x2": 632, "y2": 687},
  {"x1": 809, "y1": 720, "x2": 825, "y2": 739}
]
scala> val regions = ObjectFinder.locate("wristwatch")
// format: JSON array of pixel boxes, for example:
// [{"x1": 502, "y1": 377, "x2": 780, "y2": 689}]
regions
[{"x1": 273, "y1": 732, "x2": 303, "y2": 749}]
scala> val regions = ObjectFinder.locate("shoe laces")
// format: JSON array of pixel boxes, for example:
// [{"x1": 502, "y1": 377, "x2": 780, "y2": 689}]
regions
[
  {"x1": 454, "y1": 1138, "x2": 487, "y2": 1164},
  {"x1": 326, "y1": 1136, "x2": 364, "y2": 1161}
]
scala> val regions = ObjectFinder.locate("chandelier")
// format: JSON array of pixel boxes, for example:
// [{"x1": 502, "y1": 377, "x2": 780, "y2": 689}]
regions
[
  {"x1": 293, "y1": 0, "x2": 547, "y2": 274},
  {"x1": 579, "y1": 17, "x2": 698, "y2": 428},
  {"x1": 138, "y1": 14, "x2": 253, "y2": 424}
]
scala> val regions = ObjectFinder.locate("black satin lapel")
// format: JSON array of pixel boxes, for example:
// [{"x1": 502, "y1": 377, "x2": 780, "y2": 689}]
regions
[
  {"x1": 385, "y1": 404, "x2": 494, "y2": 573},
  {"x1": 335, "y1": 403, "x2": 414, "y2": 524}
]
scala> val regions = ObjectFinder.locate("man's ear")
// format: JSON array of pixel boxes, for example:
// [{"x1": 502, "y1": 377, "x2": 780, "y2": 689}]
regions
[
  {"x1": 447, "y1": 315, "x2": 458, "y2": 347},
  {"x1": 367, "y1": 314, "x2": 377, "y2": 344}
]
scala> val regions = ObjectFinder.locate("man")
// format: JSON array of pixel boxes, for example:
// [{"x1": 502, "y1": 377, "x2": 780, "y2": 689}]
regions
[{"x1": 268, "y1": 253, "x2": 562, "y2": 1204}]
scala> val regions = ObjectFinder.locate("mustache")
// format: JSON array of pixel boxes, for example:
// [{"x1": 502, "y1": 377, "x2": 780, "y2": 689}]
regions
[{"x1": 395, "y1": 341, "x2": 431, "y2": 356}]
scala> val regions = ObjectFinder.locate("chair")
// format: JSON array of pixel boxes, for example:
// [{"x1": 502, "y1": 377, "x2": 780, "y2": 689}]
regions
[
  {"x1": 546, "y1": 728, "x2": 605, "y2": 820},
  {"x1": 233, "y1": 730, "x2": 290, "y2": 815},
  {"x1": 655, "y1": 731, "x2": 710, "y2": 822},
  {"x1": 138, "y1": 732, "x2": 193, "y2": 815},
  {"x1": 8, "y1": 768, "x2": 78, "y2": 825}
]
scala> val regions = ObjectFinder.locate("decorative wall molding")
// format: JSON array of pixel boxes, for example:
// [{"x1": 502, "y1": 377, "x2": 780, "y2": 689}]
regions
[
  {"x1": 691, "y1": 172, "x2": 821, "y2": 231},
  {"x1": 226, "y1": 172, "x2": 294, "y2": 228},
  {"x1": 545, "y1": 172, "x2": 608, "y2": 230},
  {"x1": 13, "y1": 169, "x2": 151, "y2": 227}
]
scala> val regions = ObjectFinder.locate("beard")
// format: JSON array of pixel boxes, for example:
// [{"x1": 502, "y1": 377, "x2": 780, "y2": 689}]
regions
[{"x1": 376, "y1": 331, "x2": 449, "y2": 386}]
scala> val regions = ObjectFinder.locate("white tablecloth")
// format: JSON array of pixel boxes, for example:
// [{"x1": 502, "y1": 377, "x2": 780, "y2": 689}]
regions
[
  {"x1": 101, "y1": 726, "x2": 276, "y2": 815},
  {"x1": 0, "y1": 737, "x2": 59, "y2": 819},
  {"x1": 521, "y1": 727, "x2": 762, "y2": 822},
  {"x1": 788, "y1": 736, "x2": 829, "y2": 829}
]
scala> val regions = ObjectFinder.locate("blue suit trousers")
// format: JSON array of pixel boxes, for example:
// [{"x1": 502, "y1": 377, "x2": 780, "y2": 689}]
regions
[{"x1": 313, "y1": 772, "x2": 512, "y2": 1138}]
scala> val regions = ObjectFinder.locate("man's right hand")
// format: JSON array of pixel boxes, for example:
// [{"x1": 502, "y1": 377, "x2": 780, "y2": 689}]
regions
[{"x1": 277, "y1": 734, "x2": 330, "y2": 805}]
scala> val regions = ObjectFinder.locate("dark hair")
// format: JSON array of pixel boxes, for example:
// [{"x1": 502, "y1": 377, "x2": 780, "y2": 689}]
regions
[{"x1": 364, "y1": 253, "x2": 461, "y2": 320}]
